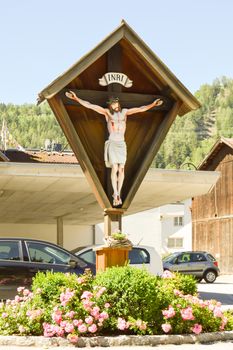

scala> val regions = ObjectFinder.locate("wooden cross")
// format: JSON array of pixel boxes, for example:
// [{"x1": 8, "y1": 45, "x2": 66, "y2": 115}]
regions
[{"x1": 58, "y1": 44, "x2": 174, "y2": 234}]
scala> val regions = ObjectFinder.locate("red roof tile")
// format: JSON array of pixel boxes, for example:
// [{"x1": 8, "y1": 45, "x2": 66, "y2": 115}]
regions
[{"x1": 3, "y1": 149, "x2": 79, "y2": 164}]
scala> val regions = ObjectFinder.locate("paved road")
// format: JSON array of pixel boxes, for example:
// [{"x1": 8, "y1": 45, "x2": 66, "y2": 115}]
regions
[{"x1": 198, "y1": 274, "x2": 233, "y2": 310}]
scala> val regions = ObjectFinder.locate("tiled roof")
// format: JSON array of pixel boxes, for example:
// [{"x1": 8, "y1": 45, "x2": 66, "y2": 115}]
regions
[{"x1": 2, "y1": 149, "x2": 78, "y2": 164}]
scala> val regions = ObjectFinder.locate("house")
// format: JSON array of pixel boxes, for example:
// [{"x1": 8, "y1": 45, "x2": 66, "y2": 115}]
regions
[{"x1": 192, "y1": 137, "x2": 233, "y2": 273}]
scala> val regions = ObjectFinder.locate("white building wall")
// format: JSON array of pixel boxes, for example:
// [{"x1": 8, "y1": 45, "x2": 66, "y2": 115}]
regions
[
  {"x1": 0, "y1": 223, "x2": 93, "y2": 251},
  {"x1": 95, "y1": 209, "x2": 162, "y2": 253},
  {"x1": 160, "y1": 199, "x2": 192, "y2": 254}
]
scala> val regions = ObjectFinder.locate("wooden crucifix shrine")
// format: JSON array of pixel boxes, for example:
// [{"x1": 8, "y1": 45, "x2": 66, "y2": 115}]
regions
[{"x1": 38, "y1": 20, "x2": 200, "y2": 269}]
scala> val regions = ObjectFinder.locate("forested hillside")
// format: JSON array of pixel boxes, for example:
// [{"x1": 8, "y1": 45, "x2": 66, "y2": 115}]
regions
[
  {"x1": 154, "y1": 76, "x2": 233, "y2": 168},
  {"x1": 0, "y1": 102, "x2": 68, "y2": 151},
  {"x1": 0, "y1": 77, "x2": 233, "y2": 168}
]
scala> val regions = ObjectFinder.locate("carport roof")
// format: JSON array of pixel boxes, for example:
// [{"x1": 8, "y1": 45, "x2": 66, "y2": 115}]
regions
[{"x1": 0, "y1": 162, "x2": 219, "y2": 225}]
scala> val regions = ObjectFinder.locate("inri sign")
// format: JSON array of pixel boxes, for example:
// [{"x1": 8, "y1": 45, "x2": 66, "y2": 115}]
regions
[{"x1": 99, "y1": 72, "x2": 133, "y2": 88}]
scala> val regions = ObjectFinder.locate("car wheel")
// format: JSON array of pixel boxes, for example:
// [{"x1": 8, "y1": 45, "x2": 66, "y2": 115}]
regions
[{"x1": 204, "y1": 270, "x2": 217, "y2": 283}]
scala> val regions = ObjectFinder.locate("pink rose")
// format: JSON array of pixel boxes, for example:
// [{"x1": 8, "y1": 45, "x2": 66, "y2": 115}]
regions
[
  {"x1": 91, "y1": 306, "x2": 100, "y2": 318},
  {"x1": 162, "y1": 323, "x2": 172, "y2": 333},
  {"x1": 78, "y1": 324, "x2": 87, "y2": 333},
  {"x1": 67, "y1": 334, "x2": 79, "y2": 343},
  {"x1": 73, "y1": 319, "x2": 83, "y2": 327},
  {"x1": 99, "y1": 311, "x2": 109, "y2": 320},
  {"x1": 88, "y1": 324, "x2": 97, "y2": 333},
  {"x1": 162, "y1": 270, "x2": 174, "y2": 278},
  {"x1": 180, "y1": 307, "x2": 195, "y2": 321},
  {"x1": 162, "y1": 306, "x2": 176, "y2": 319},
  {"x1": 85, "y1": 316, "x2": 93, "y2": 325},
  {"x1": 23, "y1": 289, "x2": 30, "y2": 296},
  {"x1": 191, "y1": 323, "x2": 202, "y2": 335},
  {"x1": 43, "y1": 323, "x2": 56, "y2": 337},
  {"x1": 60, "y1": 320, "x2": 67, "y2": 328},
  {"x1": 81, "y1": 291, "x2": 93, "y2": 299},
  {"x1": 65, "y1": 310, "x2": 76, "y2": 319},
  {"x1": 117, "y1": 317, "x2": 129, "y2": 331},
  {"x1": 135, "y1": 320, "x2": 147, "y2": 330},
  {"x1": 213, "y1": 307, "x2": 223, "y2": 318},
  {"x1": 52, "y1": 310, "x2": 62, "y2": 324},
  {"x1": 65, "y1": 323, "x2": 74, "y2": 333}
]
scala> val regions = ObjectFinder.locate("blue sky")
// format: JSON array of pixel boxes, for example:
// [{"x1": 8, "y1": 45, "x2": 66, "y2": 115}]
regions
[{"x1": 0, "y1": 0, "x2": 233, "y2": 104}]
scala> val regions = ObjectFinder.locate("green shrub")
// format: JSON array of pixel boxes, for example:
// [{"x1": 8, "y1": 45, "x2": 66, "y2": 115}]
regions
[
  {"x1": 30, "y1": 270, "x2": 94, "y2": 322},
  {"x1": 94, "y1": 265, "x2": 161, "y2": 332},
  {"x1": 224, "y1": 310, "x2": 233, "y2": 330},
  {"x1": 159, "y1": 271, "x2": 197, "y2": 297},
  {"x1": 31, "y1": 269, "x2": 93, "y2": 308},
  {"x1": 94, "y1": 266, "x2": 197, "y2": 333}
]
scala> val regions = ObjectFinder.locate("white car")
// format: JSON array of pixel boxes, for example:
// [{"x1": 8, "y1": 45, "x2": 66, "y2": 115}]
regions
[{"x1": 74, "y1": 245, "x2": 163, "y2": 276}]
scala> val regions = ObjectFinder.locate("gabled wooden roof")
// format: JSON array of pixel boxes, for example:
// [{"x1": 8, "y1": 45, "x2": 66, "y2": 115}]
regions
[
  {"x1": 38, "y1": 20, "x2": 200, "y2": 116},
  {"x1": 198, "y1": 137, "x2": 233, "y2": 170}
]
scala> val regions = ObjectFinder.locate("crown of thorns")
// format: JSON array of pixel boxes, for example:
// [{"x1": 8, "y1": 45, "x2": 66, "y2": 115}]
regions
[{"x1": 106, "y1": 97, "x2": 120, "y2": 105}]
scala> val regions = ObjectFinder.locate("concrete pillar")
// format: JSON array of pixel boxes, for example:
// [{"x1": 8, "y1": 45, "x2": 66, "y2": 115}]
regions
[{"x1": 56, "y1": 216, "x2": 63, "y2": 247}]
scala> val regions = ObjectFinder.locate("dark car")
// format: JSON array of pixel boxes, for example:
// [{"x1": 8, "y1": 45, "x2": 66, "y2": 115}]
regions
[
  {"x1": 162, "y1": 251, "x2": 220, "y2": 283},
  {"x1": 0, "y1": 238, "x2": 95, "y2": 299}
]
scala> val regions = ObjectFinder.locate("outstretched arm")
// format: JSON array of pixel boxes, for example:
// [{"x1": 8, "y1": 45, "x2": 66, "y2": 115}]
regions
[
  {"x1": 65, "y1": 91, "x2": 107, "y2": 116},
  {"x1": 126, "y1": 98, "x2": 163, "y2": 116}
]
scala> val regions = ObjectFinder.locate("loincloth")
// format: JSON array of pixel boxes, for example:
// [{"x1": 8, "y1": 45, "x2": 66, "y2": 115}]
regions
[{"x1": 104, "y1": 140, "x2": 127, "y2": 168}]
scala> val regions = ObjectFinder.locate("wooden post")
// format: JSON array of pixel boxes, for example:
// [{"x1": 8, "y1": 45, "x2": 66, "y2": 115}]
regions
[
  {"x1": 103, "y1": 208, "x2": 125, "y2": 238},
  {"x1": 96, "y1": 208, "x2": 131, "y2": 272}
]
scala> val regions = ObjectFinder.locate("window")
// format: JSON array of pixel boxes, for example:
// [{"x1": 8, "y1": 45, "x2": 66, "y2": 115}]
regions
[
  {"x1": 174, "y1": 216, "x2": 183, "y2": 226},
  {"x1": 177, "y1": 253, "x2": 191, "y2": 263},
  {"x1": 79, "y1": 250, "x2": 96, "y2": 264},
  {"x1": 26, "y1": 241, "x2": 70, "y2": 265},
  {"x1": 0, "y1": 241, "x2": 20, "y2": 261},
  {"x1": 128, "y1": 248, "x2": 150, "y2": 264},
  {"x1": 191, "y1": 253, "x2": 207, "y2": 262},
  {"x1": 167, "y1": 237, "x2": 183, "y2": 248}
]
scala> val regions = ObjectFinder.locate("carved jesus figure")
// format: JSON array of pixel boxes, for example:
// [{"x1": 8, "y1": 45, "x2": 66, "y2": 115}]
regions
[{"x1": 65, "y1": 91, "x2": 163, "y2": 206}]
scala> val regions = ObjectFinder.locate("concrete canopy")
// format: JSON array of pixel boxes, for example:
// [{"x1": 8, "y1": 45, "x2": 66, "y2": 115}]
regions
[{"x1": 0, "y1": 162, "x2": 219, "y2": 225}]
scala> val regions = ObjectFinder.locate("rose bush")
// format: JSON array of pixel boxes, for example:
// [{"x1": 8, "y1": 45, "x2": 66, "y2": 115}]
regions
[{"x1": 0, "y1": 266, "x2": 231, "y2": 343}]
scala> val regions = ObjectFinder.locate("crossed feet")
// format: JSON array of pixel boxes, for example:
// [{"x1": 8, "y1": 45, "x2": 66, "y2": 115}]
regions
[{"x1": 113, "y1": 193, "x2": 122, "y2": 206}]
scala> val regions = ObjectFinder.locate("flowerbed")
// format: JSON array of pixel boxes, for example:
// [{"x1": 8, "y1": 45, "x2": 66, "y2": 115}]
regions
[{"x1": 0, "y1": 266, "x2": 232, "y2": 344}]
